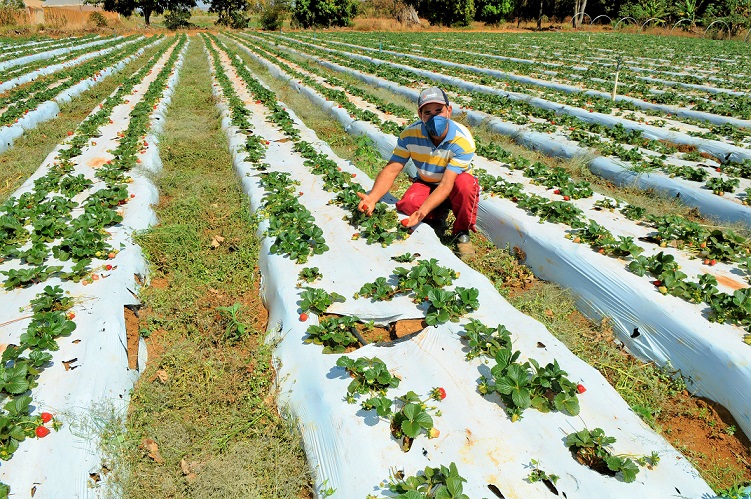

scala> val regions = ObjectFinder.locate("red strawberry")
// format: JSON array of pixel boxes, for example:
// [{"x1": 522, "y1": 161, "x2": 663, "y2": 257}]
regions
[
  {"x1": 400, "y1": 219, "x2": 409, "y2": 227},
  {"x1": 716, "y1": 167, "x2": 722, "y2": 172},
  {"x1": 351, "y1": 173, "x2": 356, "y2": 178},
  {"x1": 299, "y1": 312, "x2": 308, "y2": 322},
  {"x1": 66, "y1": 311, "x2": 76, "y2": 320},
  {"x1": 41, "y1": 412, "x2": 53, "y2": 423},
  {"x1": 35, "y1": 426, "x2": 50, "y2": 438},
  {"x1": 576, "y1": 384, "x2": 586, "y2": 394},
  {"x1": 554, "y1": 189, "x2": 561, "y2": 194},
  {"x1": 436, "y1": 387, "x2": 446, "y2": 400},
  {"x1": 106, "y1": 264, "x2": 113, "y2": 271},
  {"x1": 67, "y1": 131, "x2": 73, "y2": 136},
  {"x1": 653, "y1": 280, "x2": 661, "y2": 286},
  {"x1": 710, "y1": 259, "x2": 717, "y2": 265},
  {"x1": 563, "y1": 195, "x2": 571, "y2": 201},
  {"x1": 130, "y1": 193, "x2": 136, "y2": 198}
]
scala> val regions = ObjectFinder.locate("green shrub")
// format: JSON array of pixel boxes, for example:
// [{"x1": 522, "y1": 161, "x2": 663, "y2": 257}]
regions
[
  {"x1": 89, "y1": 11, "x2": 108, "y2": 27},
  {"x1": 164, "y1": 7, "x2": 191, "y2": 29}
]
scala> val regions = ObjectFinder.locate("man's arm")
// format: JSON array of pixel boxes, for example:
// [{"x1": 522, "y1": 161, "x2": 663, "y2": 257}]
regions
[
  {"x1": 357, "y1": 160, "x2": 404, "y2": 215},
  {"x1": 403, "y1": 169, "x2": 458, "y2": 227}
]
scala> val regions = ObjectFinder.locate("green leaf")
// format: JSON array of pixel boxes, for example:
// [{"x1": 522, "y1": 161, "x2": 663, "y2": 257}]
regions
[
  {"x1": 401, "y1": 420, "x2": 422, "y2": 438},
  {"x1": 554, "y1": 392, "x2": 580, "y2": 416}
]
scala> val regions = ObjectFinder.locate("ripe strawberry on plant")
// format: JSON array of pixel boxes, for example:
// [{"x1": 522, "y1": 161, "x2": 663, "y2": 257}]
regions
[
  {"x1": 299, "y1": 312, "x2": 308, "y2": 322},
  {"x1": 35, "y1": 426, "x2": 50, "y2": 438},
  {"x1": 576, "y1": 384, "x2": 586, "y2": 394},
  {"x1": 431, "y1": 387, "x2": 447, "y2": 401},
  {"x1": 40, "y1": 412, "x2": 53, "y2": 423}
]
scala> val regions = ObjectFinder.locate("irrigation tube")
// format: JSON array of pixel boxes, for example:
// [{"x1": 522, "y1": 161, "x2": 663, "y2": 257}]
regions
[
  {"x1": 234, "y1": 37, "x2": 751, "y2": 442},
  {"x1": 292, "y1": 35, "x2": 751, "y2": 131},
  {"x1": 0, "y1": 38, "x2": 163, "y2": 155},
  {"x1": 212, "y1": 40, "x2": 716, "y2": 498},
  {"x1": 255, "y1": 36, "x2": 751, "y2": 227}
]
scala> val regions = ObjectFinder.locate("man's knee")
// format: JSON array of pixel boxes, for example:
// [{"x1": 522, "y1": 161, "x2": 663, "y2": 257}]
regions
[{"x1": 453, "y1": 173, "x2": 479, "y2": 197}]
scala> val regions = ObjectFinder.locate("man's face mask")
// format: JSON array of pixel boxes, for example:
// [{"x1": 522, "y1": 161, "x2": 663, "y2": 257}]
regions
[{"x1": 424, "y1": 114, "x2": 449, "y2": 138}]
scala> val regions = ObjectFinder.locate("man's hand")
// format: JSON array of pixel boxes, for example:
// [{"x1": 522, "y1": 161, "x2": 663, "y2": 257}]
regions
[
  {"x1": 401, "y1": 211, "x2": 425, "y2": 228},
  {"x1": 357, "y1": 191, "x2": 375, "y2": 216}
]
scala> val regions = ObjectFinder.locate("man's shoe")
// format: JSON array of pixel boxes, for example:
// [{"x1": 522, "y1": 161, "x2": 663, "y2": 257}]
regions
[{"x1": 456, "y1": 231, "x2": 475, "y2": 258}]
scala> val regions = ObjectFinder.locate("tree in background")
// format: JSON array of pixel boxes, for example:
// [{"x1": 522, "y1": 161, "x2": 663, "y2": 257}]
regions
[
  {"x1": 0, "y1": 0, "x2": 25, "y2": 26},
  {"x1": 86, "y1": 0, "x2": 194, "y2": 25},
  {"x1": 418, "y1": 0, "x2": 475, "y2": 25},
  {"x1": 618, "y1": 0, "x2": 668, "y2": 21},
  {"x1": 701, "y1": 0, "x2": 750, "y2": 33},
  {"x1": 291, "y1": 0, "x2": 359, "y2": 28},
  {"x1": 209, "y1": 0, "x2": 251, "y2": 27},
  {"x1": 474, "y1": 0, "x2": 514, "y2": 24},
  {"x1": 260, "y1": 0, "x2": 289, "y2": 29}
]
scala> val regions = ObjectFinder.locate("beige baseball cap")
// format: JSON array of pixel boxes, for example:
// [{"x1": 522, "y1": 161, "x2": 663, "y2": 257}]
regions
[{"x1": 417, "y1": 87, "x2": 449, "y2": 110}]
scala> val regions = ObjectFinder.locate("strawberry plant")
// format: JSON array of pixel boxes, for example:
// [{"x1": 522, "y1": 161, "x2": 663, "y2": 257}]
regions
[
  {"x1": 565, "y1": 427, "x2": 659, "y2": 483},
  {"x1": 526, "y1": 459, "x2": 560, "y2": 494},
  {"x1": 344, "y1": 197, "x2": 410, "y2": 247},
  {"x1": 305, "y1": 315, "x2": 359, "y2": 353},
  {"x1": 362, "y1": 390, "x2": 441, "y2": 451},
  {"x1": 1, "y1": 265, "x2": 62, "y2": 290},
  {"x1": 462, "y1": 319, "x2": 512, "y2": 360},
  {"x1": 600, "y1": 236, "x2": 644, "y2": 258},
  {"x1": 706, "y1": 176, "x2": 740, "y2": 195},
  {"x1": 299, "y1": 287, "x2": 346, "y2": 315},
  {"x1": 382, "y1": 462, "x2": 469, "y2": 499},
  {"x1": 392, "y1": 253, "x2": 419, "y2": 263},
  {"x1": 0, "y1": 396, "x2": 37, "y2": 461},
  {"x1": 619, "y1": 203, "x2": 646, "y2": 221},
  {"x1": 479, "y1": 348, "x2": 580, "y2": 419},
  {"x1": 424, "y1": 287, "x2": 479, "y2": 326},
  {"x1": 336, "y1": 356, "x2": 401, "y2": 402},
  {"x1": 594, "y1": 198, "x2": 619, "y2": 211},
  {"x1": 297, "y1": 267, "x2": 322, "y2": 284},
  {"x1": 356, "y1": 260, "x2": 477, "y2": 325}
]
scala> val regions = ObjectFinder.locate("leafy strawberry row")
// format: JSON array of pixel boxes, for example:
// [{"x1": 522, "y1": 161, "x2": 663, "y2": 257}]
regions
[
  {"x1": 0, "y1": 37, "x2": 185, "y2": 476},
  {"x1": 0, "y1": 37, "x2": 177, "y2": 286},
  {"x1": 262, "y1": 34, "x2": 751, "y2": 198},
  {"x1": 1, "y1": 36, "x2": 156, "y2": 127},
  {"x1": 239, "y1": 35, "x2": 751, "y2": 340},
  {"x1": 0, "y1": 34, "x2": 100, "y2": 65},
  {"x1": 0, "y1": 35, "x2": 187, "y2": 497},
  {"x1": 0, "y1": 34, "x2": 124, "y2": 85},
  {"x1": 204, "y1": 36, "x2": 327, "y2": 263},
  {"x1": 291, "y1": 33, "x2": 751, "y2": 125},
  {"x1": 209, "y1": 34, "x2": 408, "y2": 248}
]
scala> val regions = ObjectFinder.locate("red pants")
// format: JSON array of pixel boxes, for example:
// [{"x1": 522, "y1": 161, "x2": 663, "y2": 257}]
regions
[{"x1": 395, "y1": 172, "x2": 480, "y2": 234}]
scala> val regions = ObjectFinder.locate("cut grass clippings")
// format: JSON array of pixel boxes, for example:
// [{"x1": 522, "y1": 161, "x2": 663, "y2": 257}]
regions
[{"x1": 107, "y1": 37, "x2": 311, "y2": 499}]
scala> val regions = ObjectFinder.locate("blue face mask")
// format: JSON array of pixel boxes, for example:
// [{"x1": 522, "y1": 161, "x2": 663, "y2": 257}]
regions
[{"x1": 425, "y1": 115, "x2": 449, "y2": 138}]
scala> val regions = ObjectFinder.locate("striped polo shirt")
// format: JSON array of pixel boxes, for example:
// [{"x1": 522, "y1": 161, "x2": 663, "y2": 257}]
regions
[{"x1": 389, "y1": 120, "x2": 476, "y2": 184}]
